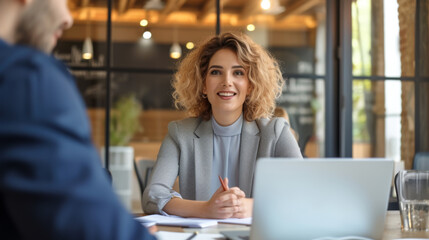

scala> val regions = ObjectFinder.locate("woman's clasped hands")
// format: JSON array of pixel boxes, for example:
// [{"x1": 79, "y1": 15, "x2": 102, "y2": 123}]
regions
[{"x1": 205, "y1": 178, "x2": 253, "y2": 219}]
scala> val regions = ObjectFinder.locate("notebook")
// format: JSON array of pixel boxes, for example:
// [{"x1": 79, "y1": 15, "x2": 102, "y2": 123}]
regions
[
  {"x1": 135, "y1": 214, "x2": 251, "y2": 228},
  {"x1": 223, "y1": 158, "x2": 394, "y2": 240},
  {"x1": 135, "y1": 214, "x2": 218, "y2": 228}
]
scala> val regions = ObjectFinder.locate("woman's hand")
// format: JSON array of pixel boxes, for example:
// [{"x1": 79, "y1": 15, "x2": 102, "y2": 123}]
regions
[
  {"x1": 163, "y1": 178, "x2": 253, "y2": 219},
  {"x1": 204, "y1": 178, "x2": 246, "y2": 219},
  {"x1": 231, "y1": 197, "x2": 253, "y2": 218}
]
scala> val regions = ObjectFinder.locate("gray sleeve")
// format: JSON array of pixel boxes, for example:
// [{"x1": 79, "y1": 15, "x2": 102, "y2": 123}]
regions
[
  {"x1": 274, "y1": 121, "x2": 303, "y2": 158},
  {"x1": 142, "y1": 122, "x2": 182, "y2": 214}
]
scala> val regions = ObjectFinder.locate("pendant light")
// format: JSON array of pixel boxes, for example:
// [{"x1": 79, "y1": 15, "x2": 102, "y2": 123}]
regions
[
  {"x1": 260, "y1": 0, "x2": 285, "y2": 14},
  {"x1": 170, "y1": 27, "x2": 181, "y2": 59},
  {"x1": 170, "y1": 43, "x2": 182, "y2": 59},
  {"x1": 82, "y1": 9, "x2": 93, "y2": 60},
  {"x1": 82, "y1": 37, "x2": 93, "y2": 60}
]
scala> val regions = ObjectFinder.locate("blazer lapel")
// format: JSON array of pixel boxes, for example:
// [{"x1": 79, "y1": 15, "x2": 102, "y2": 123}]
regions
[
  {"x1": 239, "y1": 120, "x2": 260, "y2": 197},
  {"x1": 194, "y1": 119, "x2": 213, "y2": 200}
]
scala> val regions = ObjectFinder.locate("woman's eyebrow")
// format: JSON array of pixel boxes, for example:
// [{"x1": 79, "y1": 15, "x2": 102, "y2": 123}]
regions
[
  {"x1": 232, "y1": 65, "x2": 245, "y2": 69},
  {"x1": 208, "y1": 65, "x2": 245, "y2": 70},
  {"x1": 208, "y1": 65, "x2": 223, "y2": 69}
]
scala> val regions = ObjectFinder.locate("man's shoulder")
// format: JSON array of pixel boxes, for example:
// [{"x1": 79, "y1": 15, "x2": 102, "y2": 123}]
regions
[
  {"x1": 0, "y1": 42, "x2": 81, "y2": 122},
  {"x1": 0, "y1": 42, "x2": 64, "y2": 77},
  {"x1": 0, "y1": 42, "x2": 72, "y2": 93}
]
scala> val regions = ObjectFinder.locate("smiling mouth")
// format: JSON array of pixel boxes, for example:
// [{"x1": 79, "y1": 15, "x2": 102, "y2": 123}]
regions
[{"x1": 217, "y1": 92, "x2": 236, "y2": 97}]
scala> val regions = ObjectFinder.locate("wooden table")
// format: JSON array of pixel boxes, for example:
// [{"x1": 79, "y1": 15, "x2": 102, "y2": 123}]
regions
[
  {"x1": 382, "y1": 211, "x2": 429, "y2": 239},
  {"x1": 153, "y1": 211, "x2": 429, "y2": 239}
]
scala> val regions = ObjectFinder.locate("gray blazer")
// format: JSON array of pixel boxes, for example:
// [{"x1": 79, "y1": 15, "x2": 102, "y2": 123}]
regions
[{"x1": 142, "y1": 117, "x2": 302, "y2": 214}]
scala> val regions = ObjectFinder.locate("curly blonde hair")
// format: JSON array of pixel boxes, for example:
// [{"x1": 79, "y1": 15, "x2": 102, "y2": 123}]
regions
[{"x1": 172, "y1": 32, "x2": 284, "y2": 121}]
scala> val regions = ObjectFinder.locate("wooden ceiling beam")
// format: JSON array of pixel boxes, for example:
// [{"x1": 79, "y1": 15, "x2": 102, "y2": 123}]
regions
[
  {"x1": 159, "y1": 0, "x2": 188, "y2": 21},
  {"x1": 197, "y1": 0, "x2": 231, "y2": 21},
  {"x1": 82, "y1": 0, "x2": 90, "y2": 7},
  {"x1": 239, "y1": 0, "x2": 261, "y2": 20},
  {"x1": 197, "y1": 0, "x2": 215, "y2": 21},
  {"x1": 128, "y1": 0, "x2": 137, "y2": 9},
  {"x1": 276, "y1": 0, "x2": 321, "y2": 21}
]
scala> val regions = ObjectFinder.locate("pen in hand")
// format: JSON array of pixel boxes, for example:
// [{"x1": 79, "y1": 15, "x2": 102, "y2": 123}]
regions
[
  {"x1": 218, "y1": 175, "x2": 229, "y2": 191},
  {"x1": 186, "y1": 231, "x2": 198, "y2": 240}
]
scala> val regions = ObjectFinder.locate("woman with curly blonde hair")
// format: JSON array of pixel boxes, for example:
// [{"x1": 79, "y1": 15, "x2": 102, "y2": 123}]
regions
[{"x1": 143, "y1": 32, "x2": 302, "y2": 219}]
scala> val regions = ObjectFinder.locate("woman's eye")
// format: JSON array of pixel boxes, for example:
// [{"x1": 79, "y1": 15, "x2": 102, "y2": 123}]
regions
[
  {"x1": 210, "y1": 70, "x2": 221, "y2": 75},
  {"x1": 234, "y1": 70, "x2": 245, "y2": 76}
]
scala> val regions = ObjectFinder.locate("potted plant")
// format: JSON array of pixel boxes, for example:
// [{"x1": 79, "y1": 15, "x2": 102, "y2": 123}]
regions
[
  {"x1": 106, "y1": 94, "x2": 142, "y2": 210},
  {"x1": 110, "y1": 94, "x2": 142, "y2": 146}
]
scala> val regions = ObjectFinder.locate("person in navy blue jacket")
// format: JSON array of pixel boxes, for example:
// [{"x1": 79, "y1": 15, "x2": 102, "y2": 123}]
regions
[{"x1": 0, "y1": 0, "x2": 156, "y2": 239}]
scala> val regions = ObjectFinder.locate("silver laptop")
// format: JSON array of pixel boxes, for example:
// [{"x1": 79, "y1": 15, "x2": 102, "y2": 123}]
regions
[{"x1": 223, "y1": 158, "x2": 394, "y2": 240}]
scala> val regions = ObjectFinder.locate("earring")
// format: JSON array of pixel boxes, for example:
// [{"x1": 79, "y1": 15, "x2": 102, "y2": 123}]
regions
[{"x1": 202, "y1": 94, "x2": 207, "y2": 99}]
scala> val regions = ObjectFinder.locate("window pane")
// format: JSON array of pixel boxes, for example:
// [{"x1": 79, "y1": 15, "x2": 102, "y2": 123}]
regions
[
  {"x1": 56, "y1": 2, "x2": 108, "y2": 67},
  {"x1": 277, "y1": 78, "x2": 325, "y2": 158},
  {"x1": 72, "y1": 70, "x2": 107, "y2": 154},
  {"x1": 107, "y1": 1, "x2": 325, "y2": 73},
  {"x1": 352, "y1": 0, "x2": 415, "y2": 78},
  {"x1": 352, "y1": 79, "x2": 415, "y2": 168},
  {"x1": 108, "y1": 72, "x2": 186, "y2": 212},
  {"x1": 419, "y1": 81, "x2": 429, "y2": 151},
  {"x1": 223, "y1": 1, "x2": 326, "y2": 76},
  {"x1": 109, "y1": 72, "x2": 185, "y2": 154},
  {"x1": 220, "y1": 0, "x2": 327, "y2": 156},
  {"x1": 111, "y1": 1, "x2": 216, "y2": 68},
  {"x1": 56, "y1": 2, "x2": 108, "y2": 157}
]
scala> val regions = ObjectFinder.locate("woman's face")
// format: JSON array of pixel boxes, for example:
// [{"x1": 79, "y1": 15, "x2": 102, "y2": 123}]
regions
[{"x1": 203, "y1": 48, "x2": 251, "y2": 121}]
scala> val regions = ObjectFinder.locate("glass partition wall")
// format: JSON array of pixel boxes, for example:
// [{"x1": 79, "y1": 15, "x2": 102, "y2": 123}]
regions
[
  {"x1": 107, "y1": 0, "x2": 327, "y2": 160},
  {"x1": 56, "y1": 0, "x2": 327, "y2": 211},
  {"x1": 350, "y1": 0, "x2": 429, "y2": 171},
  {"x1": 55, "y1": 1, "x2": 108, "y2": 157},
  {"x1": 54, "y1": 0, "x2": 428, "y2": 212}
]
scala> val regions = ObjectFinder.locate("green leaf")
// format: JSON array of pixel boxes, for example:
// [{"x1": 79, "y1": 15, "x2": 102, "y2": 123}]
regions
[{"x1": 109, "y1": 94, "x2": 142, "y2": 146}]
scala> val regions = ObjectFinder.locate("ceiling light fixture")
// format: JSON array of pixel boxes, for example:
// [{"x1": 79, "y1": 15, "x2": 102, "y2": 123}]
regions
[
  {"x1": 144, "y1": 0, "x2": 165, "y2": 10},
  {"x1": 140, "y1": 19, "x2": 148, "y2": 27},
  {"x1": 82, "y1": 9, "x2": 93, "y2": 60},
  {"x1": 170, "y1": 27, "x2": 181, "y2": 59},
  {"x1": 170, "y1": 43, "x2": 182, "y2": 59},
  {"x1": 261, "y1": 0, "x2": 285, "y2": 14},
  {"x1": 247, "y1": 24, "x2": 256, "y2": 32},
  {"x1": 82, "y1": 37, "x2": 93, "y2": 60},
  {"x1": 261, "y1": 0, "x2": 271, "y2": 10},
  {"x1": 186, "y1": 42, "x2": 194, "y2": 50},
  {"x1": 142, "y1": 30, "x2": 152, "y2": 39}
]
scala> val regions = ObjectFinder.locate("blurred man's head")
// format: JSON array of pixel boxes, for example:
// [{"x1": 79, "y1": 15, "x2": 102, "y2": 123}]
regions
[{"x1": 10, "y1": 0, "x2": 73, "y2": 53}]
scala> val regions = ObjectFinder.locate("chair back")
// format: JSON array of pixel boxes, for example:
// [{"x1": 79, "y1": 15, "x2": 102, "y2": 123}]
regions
[
  {"x1": 134, "y1": 158, "x2": 155, "y2": 195},
  {"x1": 413, "y1": 152, "x2": 429, "y2": 170},
  {"x1": 104, "y1": 168, "x2": 112, "y2": 185}
]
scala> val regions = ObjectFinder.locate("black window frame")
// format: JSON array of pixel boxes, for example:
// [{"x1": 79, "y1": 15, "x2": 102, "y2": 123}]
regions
[{"x1": 66, "y1": 0, "x2": 426, "y2": 168}]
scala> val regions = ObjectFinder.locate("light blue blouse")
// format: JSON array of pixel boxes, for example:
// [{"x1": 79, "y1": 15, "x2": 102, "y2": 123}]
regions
[{"x1": 210, "y1": 114, "x2": 243, "y2": 195}]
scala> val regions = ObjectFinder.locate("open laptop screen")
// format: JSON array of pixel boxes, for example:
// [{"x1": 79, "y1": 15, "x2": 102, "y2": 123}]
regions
[{"x1": 250, "y1": 158, "x2": 394, "y2": 240}]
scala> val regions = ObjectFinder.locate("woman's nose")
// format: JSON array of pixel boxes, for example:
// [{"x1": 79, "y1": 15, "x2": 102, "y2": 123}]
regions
[{"x1": 222, "y1": 73, "x2": 233, "y2": 86}]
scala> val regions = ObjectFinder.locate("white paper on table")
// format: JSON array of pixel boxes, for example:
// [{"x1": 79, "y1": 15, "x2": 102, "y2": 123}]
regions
[
  {"x1": 217, "y1": 217, "x2": 252, "y2": 225},
  {"x1": 155, "y1": 231, "x2": 225, "y2": 240},
  {"x1": 135, "y1": 214, "x2": 218, "y2": 228},
  {"x1": 139, "y1": 221, "x2": 156, "y2": 228}
]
